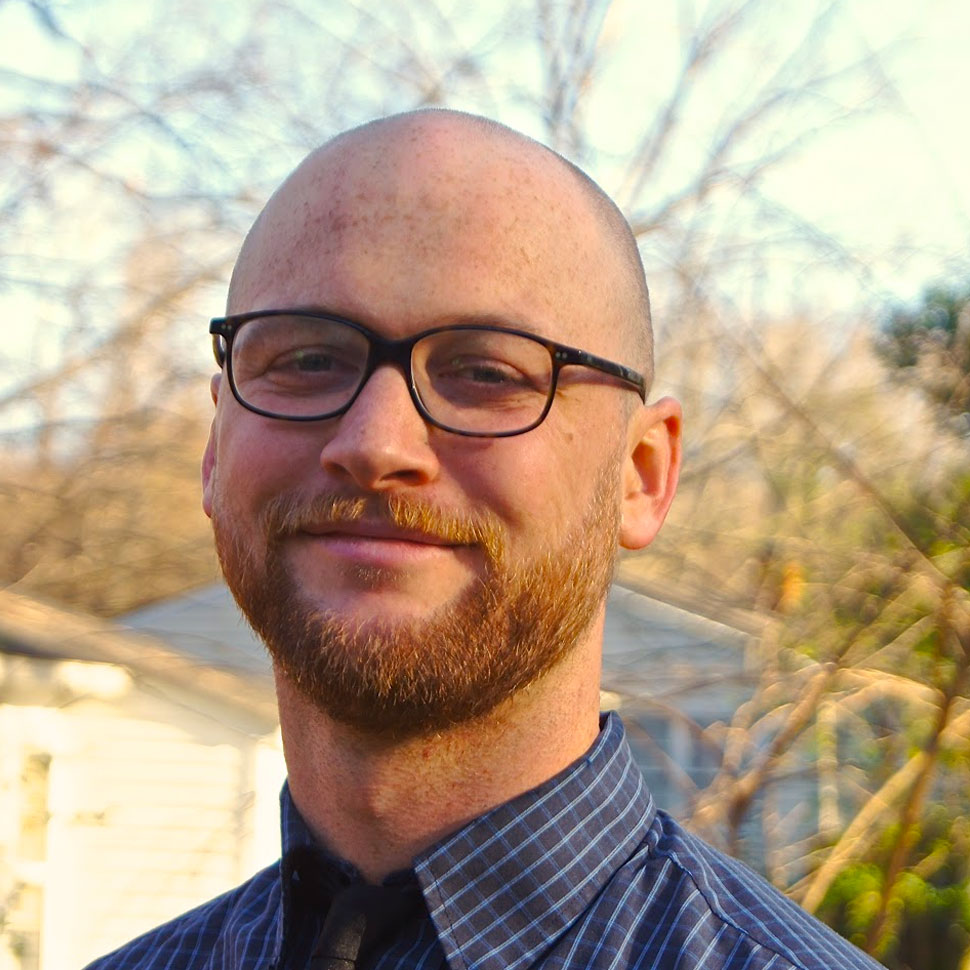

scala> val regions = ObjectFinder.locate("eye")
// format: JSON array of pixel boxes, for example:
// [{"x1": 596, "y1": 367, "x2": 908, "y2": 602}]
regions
[
  {"x1": 423, "y1": 332, "x2": 551, "y2": 392},
  {"x1": 233, "y1": 315, "x2": 369, "y2": 388},
  {"x1": 440, "y1": 355, "x2": 534, "y2": 387},
  {"x1": 269, "y1": 347, "x2": 348, "y2": 374},
  {"x1": 254, "y1": 343, "x2": 363, "y2": 394}
]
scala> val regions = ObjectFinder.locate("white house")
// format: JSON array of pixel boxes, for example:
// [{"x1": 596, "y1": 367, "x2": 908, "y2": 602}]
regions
[
  {"x1": 0, "y1": 580, "x2": 758, "y2": 969},
  {"x1": 0, "y1": 591, "x2": 284, "y2": 970}
]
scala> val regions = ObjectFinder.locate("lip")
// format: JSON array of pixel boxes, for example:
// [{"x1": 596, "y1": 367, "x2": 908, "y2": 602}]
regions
[
  {"x1": 299, "y1": 521, "x2": 461, "y2": 546},
  {"x1": 291, "y1": 521, "x2": 468, "y2": 571}
]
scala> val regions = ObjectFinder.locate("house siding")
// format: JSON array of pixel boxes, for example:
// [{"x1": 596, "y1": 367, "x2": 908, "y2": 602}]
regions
[{"x1": 0, "y1": 657, "x2": 284, "y2": 970}]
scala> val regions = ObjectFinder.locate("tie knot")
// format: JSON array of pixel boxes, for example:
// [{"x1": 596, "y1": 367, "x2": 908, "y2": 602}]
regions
[{"x1": 308, "y1": 877, "x2": 423, "y2": 969}]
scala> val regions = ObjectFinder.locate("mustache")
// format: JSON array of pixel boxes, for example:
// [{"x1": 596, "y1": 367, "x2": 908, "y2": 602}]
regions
[{"x1": 260, "y1": 492, "x2": 507, "y2": 563}]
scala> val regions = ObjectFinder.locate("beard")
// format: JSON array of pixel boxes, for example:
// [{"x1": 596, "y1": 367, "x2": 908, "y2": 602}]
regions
[{"x1": 212, "y1": 472, "x2": 620, "y2": 740}]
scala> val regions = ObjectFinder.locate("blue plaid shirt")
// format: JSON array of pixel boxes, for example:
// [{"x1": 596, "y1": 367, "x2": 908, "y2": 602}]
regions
[{"x1": 84, "y1": 713, "x2": 883, "y2": 969}]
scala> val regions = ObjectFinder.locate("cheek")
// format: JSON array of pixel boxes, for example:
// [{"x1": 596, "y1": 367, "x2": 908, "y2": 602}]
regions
[
  {"x1": 451, "y1": 436, "x2": 582, "y2": 544},
  {"x1": 212, "y1": 418, "x2": 322, "y2": 520},
  {"x1": 519, "y1": 413, "x2": 625, "y2": 532}
]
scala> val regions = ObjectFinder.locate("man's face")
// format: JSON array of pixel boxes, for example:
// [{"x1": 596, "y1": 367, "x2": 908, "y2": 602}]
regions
[{"x1": 203, "y1": 120, "x2": 658, "y2": 737}]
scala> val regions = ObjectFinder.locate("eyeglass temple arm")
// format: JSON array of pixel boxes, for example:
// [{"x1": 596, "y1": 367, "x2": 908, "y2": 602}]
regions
[{"x1": 552, "y1": 346, "x2": 647, "y2": 401}]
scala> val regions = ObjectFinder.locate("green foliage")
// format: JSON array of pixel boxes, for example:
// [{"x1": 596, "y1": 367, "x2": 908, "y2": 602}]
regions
[
  {"x1": 760, "y1": 460, "x2": 970, "y2": 964},
  {"x1": 878, "y1": 281, "x2": 970, "y2": 421},
  {"x1": 818, "y1": 810, "x2": 970, "y2": 969},
  {"x1": 881, "y1": 283, "x2": 970, "y2": 365}
]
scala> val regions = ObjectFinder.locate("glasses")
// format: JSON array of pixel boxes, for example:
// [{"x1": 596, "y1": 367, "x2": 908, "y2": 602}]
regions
[{"x1": 209, "y1": 309, "x2": 646, "y2": 438}]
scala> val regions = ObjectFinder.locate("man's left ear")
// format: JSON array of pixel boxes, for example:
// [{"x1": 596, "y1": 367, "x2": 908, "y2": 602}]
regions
[{"x1": 619, "y1": 396, "x2": 682, "y2": 550}]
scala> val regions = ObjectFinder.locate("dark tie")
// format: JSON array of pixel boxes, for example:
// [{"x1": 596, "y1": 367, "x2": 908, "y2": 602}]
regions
[{"x1": 308, "y1": 881, "x2": 421, "y2": 970}]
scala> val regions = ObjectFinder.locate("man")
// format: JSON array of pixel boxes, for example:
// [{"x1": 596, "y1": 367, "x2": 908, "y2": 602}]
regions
[{"x1": 86, "y1": 110, "x2": 883, "y2": 969}]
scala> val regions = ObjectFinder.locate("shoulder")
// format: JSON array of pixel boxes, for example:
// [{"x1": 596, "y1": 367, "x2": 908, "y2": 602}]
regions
[
  {"x1": 588, "y1": 809, "x2": 884, "y2": 970},
  {"x1": 82, "y1": 862, "x2": 281, "y2": 970}
]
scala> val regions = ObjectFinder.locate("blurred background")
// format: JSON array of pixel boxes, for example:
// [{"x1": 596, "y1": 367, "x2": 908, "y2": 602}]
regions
[{"x1": 1, "y1": 0, "x2": 968, "y2": 967}]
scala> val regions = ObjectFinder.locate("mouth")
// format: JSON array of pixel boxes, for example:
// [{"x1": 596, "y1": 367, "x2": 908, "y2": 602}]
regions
[
  {"x1": 288, "y1": 520, "x2": 476, "y2": 576},
  {"x1": 264, "y1": 493, "x2": 506, "y2": 565},
  {"x1": 301, "y1": 518, "x2": 470, "y2": 544}
]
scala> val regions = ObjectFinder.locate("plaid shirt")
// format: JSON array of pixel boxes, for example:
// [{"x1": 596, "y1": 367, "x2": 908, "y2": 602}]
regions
[{"x1": 84, "y1": 713, "x2": 883, "y2": 970}]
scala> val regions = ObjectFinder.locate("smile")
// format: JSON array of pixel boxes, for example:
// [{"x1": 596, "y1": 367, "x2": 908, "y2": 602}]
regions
[
  {"x1": 298, "y1": 521, "x2": 466, "y2": 547},
  {"x1": 290, "y1": 523, "x2": 472, "y2": 572}
]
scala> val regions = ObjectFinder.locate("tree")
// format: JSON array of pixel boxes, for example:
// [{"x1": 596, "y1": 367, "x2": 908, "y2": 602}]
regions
[
  {"x1": 8, "y1": 4, "x2": 967, "y2": 963},
  {"x1": 619, "y1": 303, "x2": 970, "y2": 968},
  {"x1": 0, "y1": 0, "x2": 891, "y2": 613},
  {"x1": 877, "y1": 281, "x2": 970, "y2": 429}
]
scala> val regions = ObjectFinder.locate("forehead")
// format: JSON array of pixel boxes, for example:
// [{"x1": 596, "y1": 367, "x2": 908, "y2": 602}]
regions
[{"x1": 230, "y1": 120, "x2": 628, "y2": 355}]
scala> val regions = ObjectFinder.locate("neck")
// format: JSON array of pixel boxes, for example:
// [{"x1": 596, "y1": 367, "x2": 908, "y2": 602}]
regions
[{"x1": 276, "y1": 633, "x2": 603, "y2": 883}]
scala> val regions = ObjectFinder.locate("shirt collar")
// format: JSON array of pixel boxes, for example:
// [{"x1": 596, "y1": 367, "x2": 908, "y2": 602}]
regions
[
  {"x1": 275, "y1": 712, "x2": 653, "y2": 970},
  {"x1": 415, "y1": 712, "x2": 655, "y2": 970},
  {"x1": 276, "y1": 783, "x2": 321, "y2": 965}
]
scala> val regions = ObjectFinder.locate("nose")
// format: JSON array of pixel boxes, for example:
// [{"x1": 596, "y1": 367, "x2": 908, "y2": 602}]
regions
[{"x1": 318, "y1": 365, "x2": 440, "y2": 491}]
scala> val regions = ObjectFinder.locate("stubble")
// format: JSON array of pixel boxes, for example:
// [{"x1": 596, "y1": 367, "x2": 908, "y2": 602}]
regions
[{"x1": 213, "y1": 474, "x2": 620, "y2": 740}]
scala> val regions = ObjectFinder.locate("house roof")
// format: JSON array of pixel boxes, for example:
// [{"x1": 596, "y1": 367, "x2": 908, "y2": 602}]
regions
[
  {"x1": 121, "y1": 580, "x2": 761, "y2": 710},
  {"x1": 1, "y1": 579, "x2": 760, "y2": 727},
  {"x1": 0, "y1": 588, "x2": 277, "y2": 730},
  {"x1": 602, "y1": 583, "x2": 758, "y2": 708},
  {"x1": 123, "y1": 583, "x2": 270, "y2": 679}
]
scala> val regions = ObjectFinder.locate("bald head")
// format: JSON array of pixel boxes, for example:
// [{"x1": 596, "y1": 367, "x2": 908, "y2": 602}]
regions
[{"x1": 229, "y1": 109, "x2": 654, "y2": 386}]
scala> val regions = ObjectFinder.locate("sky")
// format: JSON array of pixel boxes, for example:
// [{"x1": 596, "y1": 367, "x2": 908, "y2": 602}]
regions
[
  {"x1": 1, "y1": 0, "x2": 969, "y2": 437},
  {"x1": 772, "y1": 0, "x2": 970, "y2": 300},
  {"x1": 623, "y1": 0, "x2": 970, "y2": 310}
]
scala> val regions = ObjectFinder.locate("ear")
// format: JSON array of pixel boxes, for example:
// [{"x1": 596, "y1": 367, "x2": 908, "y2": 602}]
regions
[
  {"x1": 619, "y1": 396, "x2": 682, "y2": 550},
  {"x1": 201, "y1": 374, "x2": 221, "y2": 520}
]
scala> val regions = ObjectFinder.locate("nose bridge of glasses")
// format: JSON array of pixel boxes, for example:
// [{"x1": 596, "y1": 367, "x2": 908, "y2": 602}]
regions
[
  {"x1": 339, "y1": 328, "x2": 441, "y2": 436},
  {"x1": 365, "y1": 329, "x2": 420, "y2": 384},
  {"x1": 351, "y1": 333, "x2": 429, "y2": 430},
  {"x1": 341, "y1": 329, "x2": 437, "y2": 430}
]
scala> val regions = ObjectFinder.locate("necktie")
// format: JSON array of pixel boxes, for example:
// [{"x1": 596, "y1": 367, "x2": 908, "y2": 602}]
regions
[{"x1": 308, "y1": 881, "x2": 420, "y2": 970}]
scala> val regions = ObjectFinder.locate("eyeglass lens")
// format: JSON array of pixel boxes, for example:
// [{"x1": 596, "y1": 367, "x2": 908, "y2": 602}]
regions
[{"x1": 229, "y1": 314, "x2": 555, "y2": 434}]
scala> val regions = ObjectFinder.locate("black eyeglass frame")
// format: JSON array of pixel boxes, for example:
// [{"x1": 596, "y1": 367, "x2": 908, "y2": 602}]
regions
[{"x1": 209, "y1": 308, "x2": 647, "y2": 438}]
